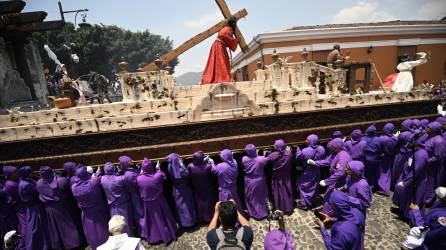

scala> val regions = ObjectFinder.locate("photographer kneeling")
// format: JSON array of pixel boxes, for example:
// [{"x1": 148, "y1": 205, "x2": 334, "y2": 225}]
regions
[
  {"x1": 264, "y1": 207, "x2": 295, "y2": 250},
  {"x1": 206, "y1": 200, "x2": 253, "y2": 250}
]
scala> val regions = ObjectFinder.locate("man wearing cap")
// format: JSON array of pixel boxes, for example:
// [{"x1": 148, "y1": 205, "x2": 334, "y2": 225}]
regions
[{"x1": 98, "y1": 215, "x2": 143, "y2": 250}]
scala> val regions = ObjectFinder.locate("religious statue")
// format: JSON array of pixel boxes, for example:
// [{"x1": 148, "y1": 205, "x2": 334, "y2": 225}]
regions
[
  {"x1": 327, "y1": 44, "x2": 344, "y2": 68},
  {"x1": 201, "y1": 16, "x2": 238, "y2": 84},
  {"x1": 389, "y1": 52, "x2": 429, "y2": 92}
]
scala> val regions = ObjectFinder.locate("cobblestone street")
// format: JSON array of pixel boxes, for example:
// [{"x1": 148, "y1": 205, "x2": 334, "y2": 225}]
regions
[{"x1": 142, "y1": 193, "x2": 410, "y2": 250}]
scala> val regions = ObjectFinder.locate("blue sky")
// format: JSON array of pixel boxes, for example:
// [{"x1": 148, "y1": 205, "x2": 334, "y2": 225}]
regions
[{"x1": 24, "y1": 0, "x2": 446, "y2": 76}]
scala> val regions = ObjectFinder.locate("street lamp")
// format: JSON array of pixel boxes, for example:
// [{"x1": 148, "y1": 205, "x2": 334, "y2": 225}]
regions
[{"x1": 57, "y1": 1, "x2": 91, "y2": 77}]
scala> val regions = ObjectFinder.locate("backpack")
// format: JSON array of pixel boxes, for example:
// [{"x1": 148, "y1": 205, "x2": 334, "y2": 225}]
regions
[{"x1": 215, "y1": 228, "x2": 246, "y2": 250}]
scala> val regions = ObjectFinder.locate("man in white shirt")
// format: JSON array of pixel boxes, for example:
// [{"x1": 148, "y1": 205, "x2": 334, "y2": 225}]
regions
[{"x1": 98, "y1": 215, "x2": 144, "y2": 250}]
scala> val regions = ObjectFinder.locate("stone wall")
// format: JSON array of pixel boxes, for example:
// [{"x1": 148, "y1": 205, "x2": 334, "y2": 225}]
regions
[{"x1": 0, "y1": 37, "x2": 48, "y2": 109}]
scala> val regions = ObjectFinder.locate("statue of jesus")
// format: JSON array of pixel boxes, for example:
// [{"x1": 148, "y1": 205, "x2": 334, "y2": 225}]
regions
[{"x1": 201, "y1": 17, "x2": 238, "y2": 84}]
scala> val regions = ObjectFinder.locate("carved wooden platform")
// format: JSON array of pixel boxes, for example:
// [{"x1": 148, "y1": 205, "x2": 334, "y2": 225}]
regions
[{"x1": 0, "y1": 99, "x2": 437, "y2": 169}]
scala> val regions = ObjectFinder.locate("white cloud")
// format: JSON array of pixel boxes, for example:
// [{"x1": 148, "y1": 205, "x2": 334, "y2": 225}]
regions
[
  {"x1": 184, "y1": 11, "x2": 221, "y2": 29},
  {"x1": 331, "y1": 1, "x2": 397, "y2": 23},
  {"x1": 416, "y1": 0, "x2": 446, "y2": 19}
]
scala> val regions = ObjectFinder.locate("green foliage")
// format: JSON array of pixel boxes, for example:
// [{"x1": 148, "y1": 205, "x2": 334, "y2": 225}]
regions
[{"x1": 32, "y1": 23, "x2": 178, "y2": 79}]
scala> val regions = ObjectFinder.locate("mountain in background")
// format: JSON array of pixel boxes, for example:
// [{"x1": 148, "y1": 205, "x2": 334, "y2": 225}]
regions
[{"x1": 175, "y1": 72, "x2": 202, "y2": 86}]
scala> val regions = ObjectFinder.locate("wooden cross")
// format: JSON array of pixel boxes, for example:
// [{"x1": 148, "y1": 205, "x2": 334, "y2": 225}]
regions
[{"x1": 142, "y1": 0, "x2": 249, "y2": 72}]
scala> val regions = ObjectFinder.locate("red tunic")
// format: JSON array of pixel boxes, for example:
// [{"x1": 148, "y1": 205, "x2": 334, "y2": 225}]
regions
[{"x1": 201, "y1": 26, "x2": 238, "y2": 84}]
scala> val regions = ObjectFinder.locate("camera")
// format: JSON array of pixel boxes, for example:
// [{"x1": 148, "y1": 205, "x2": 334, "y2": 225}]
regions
[{"x1": 266, "y1": 201, "x2": 283, "y2": 221}]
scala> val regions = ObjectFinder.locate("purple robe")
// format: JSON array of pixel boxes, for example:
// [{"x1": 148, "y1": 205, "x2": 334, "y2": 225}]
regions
[
  {"x1": 242, "y1": 144, "x2": 269, "y2": 219},
  {"x1": 212, "y1": 149, "x2": 243, "y2": 211},
  {"x1": 316, "y1": 138, "x2": 352, "y2": 215},
  {"x1": 424, "y1": 122, "x2": 446, "y2": 205},
  {"x1": 187, "y1": 151, "x2": 218, "y2": 223},
  {"x1": 62, "y1": 162, "x2": 85, "y2": 243},
  {"x1": 409, "y1": 200, "x2": 446, "y2": 250},
  {"x1": 267, "y1": 140, "x2": 294, "y2": 213},
  {"x1": 2, "y1": 166, "x2": 26, "y2": 249},
  {"x1": 137, "y1": 158, "x2": 177, "y2": 244},
  {"x1": 345, "y1": 161, "x2": 372, "y2": 214},
  {"x1": 264, "y1": 228, "x2": 295, "y2": 250},
  {"x1": 320, "y1": 190, "x2": 365, "y2": 250},
  {"x1": 166, "y1": 153, "x2": 197, "y2": 227},
  {"x1": 100, "y1": 162, "x2": 135, "y2": 236},
  {"x1": 296, "y1": 134, "x2": 326, "y2": 208},
  {"x1": 119, "y1": 155, "x2": 145, "y2": 236},
  {"x1": 392, "y1": 146, "x2": 429, "y2": 218},
  {"x1": 18, "y1": 166, "x2": 49, "y2": 250},
  {"x1": 345, "y1": 129, "x2": 366, "y2": 162},
  {"x1": 377, "y1": 123, "x2": 397, "y2": 195},
  {"x1": 35, "y1": 166, "x2": 82, "y2": 249},
  {"x1": 364, "y1": 135, "x2": 382, "y2": 191},
  {"x1": 0, "y1": 181, "x2": 17, "y2": 248},
  {"x1": 391, "y1": 132, "x2": 413, "y2": 188},
  {"x1": 71, "y1": 166, "x2": 110, "y2": 249}
]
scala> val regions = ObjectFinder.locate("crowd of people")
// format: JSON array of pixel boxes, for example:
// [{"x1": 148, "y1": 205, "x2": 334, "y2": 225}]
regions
[{"x1": 1, "y1": 117, "x2": 446, "y2": 250}]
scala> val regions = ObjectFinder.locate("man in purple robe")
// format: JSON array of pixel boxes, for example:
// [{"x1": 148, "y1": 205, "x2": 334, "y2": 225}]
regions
[
  {"x1": 118, "y1": 155, "x2": 145, "y2": 236},
  {"x1": 18, "y1": 166, "x2": 49, "y2": 250},
  {"x1": 36, "y1": 166, "x2": 82, "y2": 249},
  {"x1": 166, "y1": 153, "x2": 197, "y2": 228},
  {"x1": 326, "y1": 131, "x2": 343, "y2": 154},
  {"x1": 63, "y1": 162, "x2": 78, "y2": 186},
  {"x1": 295, "y1": 134, "x2": 326, "y2": 210},
  {"x1": 362, "y1": 125, "x2": 376, "y2": 144},
  {"x1": 345, "y1": 129, "x2": 367, "y2": 162},
  {"x1": 100, "y1": 162, "x2": 135, "y2": 236},
  {"x1": 423, "y1": 121, "x2": 446, "y2": 206},
  {"x1": 391, "y1": 132, "x2": 413, "y2": 191},
  {"x1": 377, "y1": 123, "x2": 398, "y2": 196},
  {"x1": 212, "y1": 149, "x2": 243, "y2": 212},
  {"x1": 392, "y1": 139, "x2": 429, "y2": 219},
  {"x1": 267, "y1": 139, "x2": 294, "y2": 214},
  {"x1": 187, "y1": 151, "x2": 218, "y2": 223},
  {"x1": 71, "y1": 166, "x2": 110, "y2": 249},
  {"x1": 315, "y1": 190, "x2": 365, "y2": 250},
  {"x1": 308, "y1": 138, "x2": 352, "y2": 216},
  {"x1": 344, "y1": 161, "x2": 372, "y2": 214},
  {"x1": 364, "y1": 127, "x2": 382, "y2": 191},
  {"x1": 242, "y1": 144, "x2": 269, "y2": 219},
  {"x1": 404, "y1": 187, "x2": 446, "y2": 250},
  {"x1": 2, "y1": 166, "x2": 26, "y2": 249},
  {"x1": 137, "y1": 157, "x2": 177, "y2": 244},
  {"x1": 62, "y1": 161, "x2": 85, "y2": 243}
]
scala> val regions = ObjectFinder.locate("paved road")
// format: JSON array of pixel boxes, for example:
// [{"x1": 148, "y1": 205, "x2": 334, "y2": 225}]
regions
[{"x1": 142, "y1": 193, "x2": 410, "y2": 250}]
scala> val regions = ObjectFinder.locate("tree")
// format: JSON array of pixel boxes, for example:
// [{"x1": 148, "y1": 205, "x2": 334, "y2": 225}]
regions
[{"x1": 32, "y1": 23, "x2": 178, "y2": 79}]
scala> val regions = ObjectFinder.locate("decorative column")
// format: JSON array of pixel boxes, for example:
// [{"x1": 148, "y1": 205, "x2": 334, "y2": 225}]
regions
[{"x1": 118, "y1": 57, "x2": 132, "y2": 101}]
